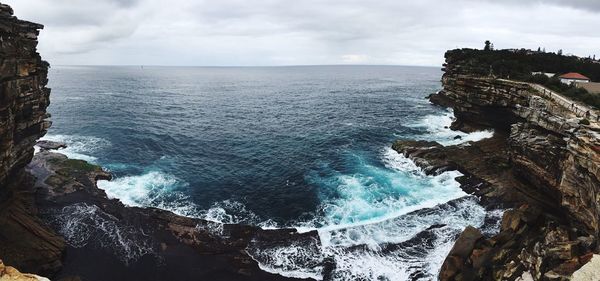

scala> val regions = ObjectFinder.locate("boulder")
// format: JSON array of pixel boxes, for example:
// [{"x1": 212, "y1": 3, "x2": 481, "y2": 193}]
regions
[{"x1": 0, "y1": 260, "x2": 50, "y2": 281}]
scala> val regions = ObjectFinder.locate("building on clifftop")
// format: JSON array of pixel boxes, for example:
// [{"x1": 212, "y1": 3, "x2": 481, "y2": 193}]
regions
[{"x1": 559, "y1": 72, "x2": 591, "y2": 84}]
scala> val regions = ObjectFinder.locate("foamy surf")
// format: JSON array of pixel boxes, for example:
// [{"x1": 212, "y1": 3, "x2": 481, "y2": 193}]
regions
[
  {"x1": 48, "y1": 203, "x2": 154, "y2": 265},
  {"x1": 411, "y1": 110, "x2": 494, "y2": 146},
  {"x1": 38, "y1": 134, "x2": 109, "y2": 162},
  {"x1": 42, "y1": 114, "x2": 500, "y2": 281},
  {"x1": 245, "y1": 147, "x2": 501, "y2": 281},
  {"x1": 96, "y1": 171, "x2": 202, "y2": 218}
]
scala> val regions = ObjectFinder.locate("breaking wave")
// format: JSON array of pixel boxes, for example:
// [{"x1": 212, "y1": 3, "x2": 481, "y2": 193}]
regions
[
  {"x1": 97, "y1": 171, "x2": 201, "y2": 218},
  {"x1": 38, "y1": 134, "x2": 109, "y2": 162},
  {"x1": 244, "y1": 144, "x2": 500, "y2": 281},
  {"x1": 411, "y1": 110, "x2": 494, "y2": 146},
  {"x1": 43, "y1": 113, "x2": 501, "y2": 280}
]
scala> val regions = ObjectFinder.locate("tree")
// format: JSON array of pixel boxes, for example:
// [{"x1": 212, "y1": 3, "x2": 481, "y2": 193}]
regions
[
  {"x1": 537, "y1": 47, "x2": 541, "y2": 52},
  {"x1": 558, "y1": 49, "x2": 563, "y2": 56},
  {"x1": 484, "y1": 40, "x2": 491, "y2": 51}
]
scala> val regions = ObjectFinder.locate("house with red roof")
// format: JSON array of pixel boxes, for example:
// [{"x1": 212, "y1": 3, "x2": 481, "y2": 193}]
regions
[{"x1": 559, "y1": 72, "x2": 591, "y2": 85}]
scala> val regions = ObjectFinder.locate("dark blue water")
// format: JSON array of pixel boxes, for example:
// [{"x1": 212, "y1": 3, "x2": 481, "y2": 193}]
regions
[{"x1": 44, "y1": 65, "x2": 495, "y2": 280}]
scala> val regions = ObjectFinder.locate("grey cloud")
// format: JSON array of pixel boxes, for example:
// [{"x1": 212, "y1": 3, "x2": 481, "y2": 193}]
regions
[
  {"x1": 478, "y1": 0, "x2": 600, "y2": 12},
  {"x1": 3, "y1": 0, "x2": 600, "y2": 66}
]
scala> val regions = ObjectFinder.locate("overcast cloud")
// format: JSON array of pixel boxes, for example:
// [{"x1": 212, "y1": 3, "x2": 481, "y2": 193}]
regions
[{"x1": 4, "y1": 0, "x2": 600, "y2": 66}]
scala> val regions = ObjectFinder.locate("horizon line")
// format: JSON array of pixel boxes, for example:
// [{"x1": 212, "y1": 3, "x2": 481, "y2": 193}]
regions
[{"x1": 51, "y1": 63, "x2": 440, "y2": 68}]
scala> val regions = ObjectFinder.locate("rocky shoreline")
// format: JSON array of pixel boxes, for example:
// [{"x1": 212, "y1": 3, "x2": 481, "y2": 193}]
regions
[
  {"x1": 0, "y1": 5, "x2": 316, "y2": 280},
  {"x1": 2, "y1": 3, "x2": 600, "y2": 281},
  {"x1": 391, "y1": 51, "x2": 600, "y2": 280},
  {"x1": 24, "y1": 150, "x2": 319, "y2": 281}
]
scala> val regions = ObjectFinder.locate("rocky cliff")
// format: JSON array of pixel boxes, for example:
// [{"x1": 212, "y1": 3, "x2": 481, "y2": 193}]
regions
[
  {"x1": 0, "y1": 3, "x2": 64, "y2": 277},
  {"x1": 395, "y1": 49, "x2": 600, "y2": 280},
  {"x1": 0, "y1": 3, "x2": 51, "y2": 186}
]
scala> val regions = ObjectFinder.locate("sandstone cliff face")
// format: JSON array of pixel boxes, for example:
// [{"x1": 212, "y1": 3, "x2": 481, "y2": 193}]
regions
[
  {"x1": 0, "y1": 3, "x2": 51, "y2": 187},
  {"x1": 0, "y1": 3, "x2": 64, "y2": 277},
  {"x1": 422, "y1": 50, "x2": 600, "y2": 280},
  {"x1": 439, "y1": 51, "x2": 600, "y2": 240}
]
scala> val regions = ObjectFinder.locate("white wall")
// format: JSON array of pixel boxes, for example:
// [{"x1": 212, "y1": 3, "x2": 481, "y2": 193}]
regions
[{"x1": 561, "y1": 78, "x2": 589, "y2": 85}]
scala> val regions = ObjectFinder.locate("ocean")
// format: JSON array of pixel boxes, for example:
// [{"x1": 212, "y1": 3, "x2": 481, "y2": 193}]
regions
[{"x1": 42, "y1": 65, "x2": 498, "y2": 280}]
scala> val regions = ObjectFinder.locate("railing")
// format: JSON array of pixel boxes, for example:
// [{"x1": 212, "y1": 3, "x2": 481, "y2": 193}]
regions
[
  {"x1": 529, "y1": 83, "x2": 598, "y2": 121},
  {"x1": 499, "y1": 79, "x2": 599, "y2": 121}
]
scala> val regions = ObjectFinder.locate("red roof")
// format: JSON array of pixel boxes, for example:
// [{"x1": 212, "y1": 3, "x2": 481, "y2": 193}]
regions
[{"x1": 559, "y1": 72, "x2": 590, "y2": 80}]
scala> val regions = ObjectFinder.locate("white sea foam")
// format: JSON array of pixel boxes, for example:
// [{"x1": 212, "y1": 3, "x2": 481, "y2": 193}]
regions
[
  {"x1": 247, "y1": 239, "x2": 324, "y2": 280},
  {"x1": 49, "y1": 203, "x2": 154, "y2": 264},
  {"x1": 246, "y1": 146, "x2": 497, "y2": 281},
  {"x1": 44, "y1": 113, "x2": 498, "y2": 280},
  {"x1": 412, "y1": 110, "x2": 494, "y2": 146},
  {"x1": 96, "y1": 171, "x2": 204, "y2": 218},
  {"x1": 98, "y1": 171, "x2": 177, "y2": 206},
  {"x1": 39, "y1": 134, "x2": 109, "y2": 162},
  {"x1": 197, "y1": 200, "x2": 262, "y2": 224}
]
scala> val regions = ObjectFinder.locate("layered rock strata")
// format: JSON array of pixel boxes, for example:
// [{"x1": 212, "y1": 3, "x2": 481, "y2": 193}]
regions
[
  {"x1": 393, "y1": 50, "x2": 600, "y2": 280},
  {"x1": 0, "y1": 3, "x2": 51, "y2": 186},
  {"x1": 0, "y1": 3, "x2": 63, "y2": 276}
]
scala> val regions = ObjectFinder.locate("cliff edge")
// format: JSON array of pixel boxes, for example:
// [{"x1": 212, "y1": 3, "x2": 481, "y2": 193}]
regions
[
  {"x1": 394, "y1": 49, "x2": 600, "y2": 280},
  {"x1": 0, "y1": 3, "x2": 64, "y2": 276},
  {"x1": 0, "y1": 3, "x2": 51, "y2": 186}
]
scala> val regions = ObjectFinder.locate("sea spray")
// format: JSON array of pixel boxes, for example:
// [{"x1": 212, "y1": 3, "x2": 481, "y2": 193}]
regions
[
  {"x1": 410, "y1": 110, "x2": 494, "y2": 146},
  {"x1": 38, "y1": 134, "x2": 109, "y2": 162}
]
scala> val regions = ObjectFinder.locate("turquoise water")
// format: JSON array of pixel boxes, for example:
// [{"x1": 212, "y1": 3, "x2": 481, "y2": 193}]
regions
[{"x1": 43, "y1": 65, "x2": 496, "y2": 280}]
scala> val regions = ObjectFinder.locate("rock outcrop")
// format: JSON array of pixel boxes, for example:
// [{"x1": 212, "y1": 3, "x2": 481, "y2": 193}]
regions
[
  {"x1": 0, "y1": 260, "x2": 49, "y2": 281},
  {"x1": 0, "y1": 3, "x2": 51, "y2": 186},
  {"x1": 394, "y1": 49, "x2": 600, "y2": 280},
  {"x1": 26, "y1": 151, "x2": 318, "y2": 281},
  {"x1": 0, "y1": 3, "x2": 64, "y2": 276}
]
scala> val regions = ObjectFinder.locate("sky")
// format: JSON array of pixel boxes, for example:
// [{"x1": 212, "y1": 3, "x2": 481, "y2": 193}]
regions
[{"x1": 5, "y1": 0, "x2": 600, "y2": 66}]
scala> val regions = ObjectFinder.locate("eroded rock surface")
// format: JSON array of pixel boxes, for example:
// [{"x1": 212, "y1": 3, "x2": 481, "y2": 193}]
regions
[
  {"x1": 394, "y1": 50, "x2": 600, "y2": 280},
  {"x1": 26, "y1": 151, "x2": 318, "y2": 281},
  {"x1": 0, "y1": 4, "x2": 63, "y2": 276},
  {"x1": 0, "y1": 3, "x2": 51, "y2": 186}
]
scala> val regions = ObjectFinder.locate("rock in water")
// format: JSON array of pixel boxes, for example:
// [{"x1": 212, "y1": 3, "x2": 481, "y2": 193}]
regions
[{"x1": 36, "y1": 140, "x2": 67, "y2": 151}]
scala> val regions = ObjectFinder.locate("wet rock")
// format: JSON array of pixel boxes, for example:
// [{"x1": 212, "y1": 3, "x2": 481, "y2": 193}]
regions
[
  {"x1": 26, "y1": 152, "x2": 312, "y2": 281},
  {"x1": 36, "y1": 140, "x2": 67, "y2": 151},
  {"x1": 440, "y1": 226, "x2": 482, "y2": 281}
]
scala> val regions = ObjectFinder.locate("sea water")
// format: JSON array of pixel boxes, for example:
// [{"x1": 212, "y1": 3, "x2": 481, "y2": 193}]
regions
[{"x1": 43, "y1": 65, "x2": 497, "y2": 280}]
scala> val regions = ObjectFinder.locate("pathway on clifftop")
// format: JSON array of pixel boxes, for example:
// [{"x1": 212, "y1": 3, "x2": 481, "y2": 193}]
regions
[{"x1": 500, "y1": 79, "x2": 599, "y2": 123}]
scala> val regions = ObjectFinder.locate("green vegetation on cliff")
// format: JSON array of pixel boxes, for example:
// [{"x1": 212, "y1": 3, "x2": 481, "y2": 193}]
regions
[
  {"x1": 445, "y1": 48, "x2": 600, "y2": 109},
  {"x1": 445, "y1": 48, "x2": 600, "y2": 81}
]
